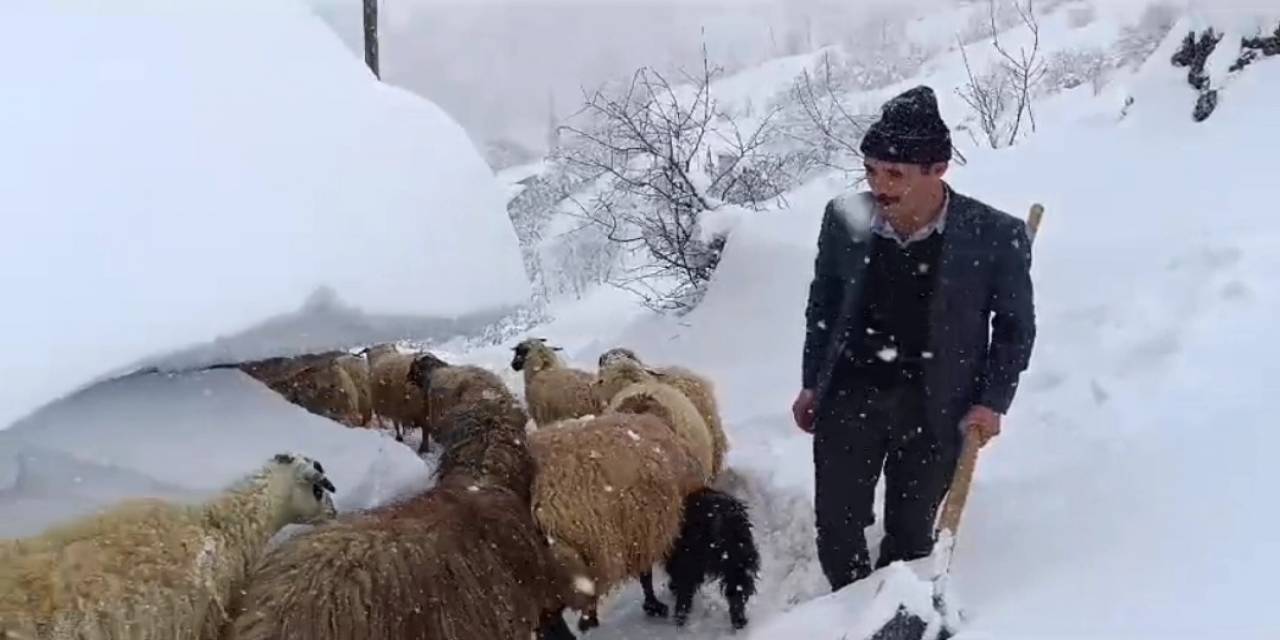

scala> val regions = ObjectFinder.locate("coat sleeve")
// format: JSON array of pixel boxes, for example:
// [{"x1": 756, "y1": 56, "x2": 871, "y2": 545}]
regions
[
  {"x1": 802, "y1": 201, "x2": 846, "y2": 390},
  {"x1": 976, "y1": 217, "x2": 1037, "y2": 413}
]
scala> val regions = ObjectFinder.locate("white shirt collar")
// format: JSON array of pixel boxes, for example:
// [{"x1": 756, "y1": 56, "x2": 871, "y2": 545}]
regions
[{"x1": 871, "y1": 188, "x2": 949, "y2": 247}]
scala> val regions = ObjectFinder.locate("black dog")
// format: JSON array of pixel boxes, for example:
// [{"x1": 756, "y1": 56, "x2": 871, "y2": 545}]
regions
[{"x1": 640, "y1": 486, "x2": 761, "y2": 631}]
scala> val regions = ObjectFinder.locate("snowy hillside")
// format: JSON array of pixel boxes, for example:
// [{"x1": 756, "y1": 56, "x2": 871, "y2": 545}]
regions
[
  {"x1": 455, "y1": 2, "x2": 1280, "y2": 637},
  {"x1": 3, "y1": 1, "x2": 1279, "y2": 639},
  {"x1": 0, "y1": 0, "x2": 528, "y2": 429}
]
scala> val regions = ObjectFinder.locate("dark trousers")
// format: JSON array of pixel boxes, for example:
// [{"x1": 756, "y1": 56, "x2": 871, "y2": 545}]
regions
[{"x1": 812, "y1": 365, "x2": 960, "y2": 591}]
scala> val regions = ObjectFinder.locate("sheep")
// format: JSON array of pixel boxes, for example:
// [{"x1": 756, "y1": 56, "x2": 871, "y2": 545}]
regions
[
  {"x1": 207, "y1": 351, "x2": 367, "y2": 428},
  {"x1": 596, "y1": 346, "x2": 729, "y2": 478},
  {"x1": 332, "y1": 352, "x2": 374, "y2": 427},
  {"x1": 510, "y1": 337, "x2": 600, "y2": 427},
  {"x1": 224, "y1": 394, "x2": 591, "y2": 640},
  {"x1": 0, "y1": 453, "x2": 338, "y2": 640},
  {"x1": 362, "y1": 342, "x2": 430, "y2": 448},
  {"x1": 406, "y1": 352, "x2": 523, "y2": 449},
  {"x1": 268, "y1": 359, "x2": 365, "y2": 428},
  {"x1": 592, "y1": 358, "x2": 717, "y2": 483},
  {"x1": 527, "y1": 411, "x2": 708, "y2": 633}
]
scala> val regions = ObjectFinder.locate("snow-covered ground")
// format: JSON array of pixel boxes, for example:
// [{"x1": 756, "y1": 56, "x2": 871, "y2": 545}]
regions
[
  {"x1": 3, "y1": 0, "x2": 1279, "y2": 639},
  {"x1": 0, "y1": 0, "x2": 529, "y2": 429}
]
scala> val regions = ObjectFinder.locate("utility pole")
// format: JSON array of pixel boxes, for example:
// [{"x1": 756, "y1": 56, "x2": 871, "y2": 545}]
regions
[{"x1": 363, "y1": 0, "x2": 380, "y2": 78}]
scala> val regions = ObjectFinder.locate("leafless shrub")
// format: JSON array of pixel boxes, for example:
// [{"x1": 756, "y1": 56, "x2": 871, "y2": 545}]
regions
[
  {"x1": 955, "y1": 0, "x2": 1047, "y2": 148},
  {"x1": 555, "y1": 45, "x2": 791, "y2": 314}
]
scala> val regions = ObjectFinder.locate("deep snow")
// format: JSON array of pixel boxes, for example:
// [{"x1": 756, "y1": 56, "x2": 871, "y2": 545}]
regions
[
  {"x1": 0, "y1": 0, "x2": 529, "y2": 429},
  {"x1": 3, "y1": 1, "x2": 1278, "y2": 639}
]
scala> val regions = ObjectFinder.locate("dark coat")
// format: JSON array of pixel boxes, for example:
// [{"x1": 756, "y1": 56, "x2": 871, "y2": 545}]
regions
[{"x1": 801, "y1": 185, "x2": 1036, "y2": 434}]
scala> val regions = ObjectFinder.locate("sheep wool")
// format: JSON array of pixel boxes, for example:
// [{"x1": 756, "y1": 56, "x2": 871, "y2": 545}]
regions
[
  {"x1": 596, "y1": 360, "x2": 716, "y2": 482},
  {"x1": 364, "y1": 343, "x2": 429, "y2": 446},
  {"x1": 225, "y1": 397, "x2": 586, "y2": 640},
  {"x1": 510, "y1": 338, "x2": 600, "y2": 427},
  {"x1": 0, "y1": 454, "x2": 337, "y2": 640},
  {"x1": 408, "y1": 354, "x2": 524, "y2": 449},
  {"x1": 595, "y1": 348, "x2": 729, "y2": 477},
  {"x1": 332, "y1": 352, "x2": 374, "y2": 427},
  {"x1": 527, "y1": 413, "x2": 707, "y2": 626}
]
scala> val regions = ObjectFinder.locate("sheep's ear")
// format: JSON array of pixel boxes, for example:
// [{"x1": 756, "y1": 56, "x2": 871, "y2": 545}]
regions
[
  {"x1": 273, "y1": 453, "x2": 296, "y2": 465},
  {"x1": 552, "y1": 346, "x2": 564, "y2": 352},
  {"x1": 317, "y1": 477, "x2": 336, "y2": 493}
]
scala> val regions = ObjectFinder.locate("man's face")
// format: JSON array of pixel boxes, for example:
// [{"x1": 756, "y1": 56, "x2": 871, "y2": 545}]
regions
[{"x1": 864, "y1": 157, "x2": 947, "y2": 216}]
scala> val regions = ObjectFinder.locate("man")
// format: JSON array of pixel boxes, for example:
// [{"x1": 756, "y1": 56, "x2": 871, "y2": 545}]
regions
[{"x1": 791, "y1": 85, "x2": 1036, "y2": 591}]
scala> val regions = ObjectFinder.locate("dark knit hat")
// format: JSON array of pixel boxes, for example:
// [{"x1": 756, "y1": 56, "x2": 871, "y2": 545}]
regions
[{"x1": 859, "y1": 85, "x2": 952, "y2": 165}]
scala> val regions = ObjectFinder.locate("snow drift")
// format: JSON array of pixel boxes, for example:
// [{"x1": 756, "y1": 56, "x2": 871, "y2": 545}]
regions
[{"x1": 0, "y1": 0, "x2": 529, "y2": 429}]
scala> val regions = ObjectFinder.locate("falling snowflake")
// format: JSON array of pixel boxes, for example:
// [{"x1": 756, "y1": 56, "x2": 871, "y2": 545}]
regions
[
  {"x1": 573, "y1": 575, "x2": 597, "y2": 595},
  {"x1": 877, "y1": 347, "x2": 899, "y2": 362},
  {"x1": 468, "y1": 485, "x2": 480, "y2": 492},
  {"x1": 626, "y1": 429, "x2": 641, "y2": 442},
  {"x1": 917, "y1": 262, "x2": 930, "y2": 274},
  {"x1": 922, "y1": 351, "x2": 934, "y2": 359}
]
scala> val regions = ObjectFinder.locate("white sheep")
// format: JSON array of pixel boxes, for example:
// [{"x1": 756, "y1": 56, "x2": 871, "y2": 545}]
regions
[
  {"x1": 0, "y1": 453, "x2": 338, "y2": 640},
  {"x1": 509, "y1": 337, "x2": 600, "y2": 428}
]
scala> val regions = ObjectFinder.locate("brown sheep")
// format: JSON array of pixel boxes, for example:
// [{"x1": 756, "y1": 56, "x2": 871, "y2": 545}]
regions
[
  {"x1": 596, "y1": 347, "x2": 729, "y2": 477},
  {"x1": 362, "y1": 343, "x2": 429, "y2": 448},
  {"x1": 266, "y1": 359, "x2": 364, "y2": 427},
  {"x1": 593, "y1": 358, "x2": 717, "y2": 482},
  {"x1": 528, "y1": 411, "x2": 708, "y2": 633},
  {"x1": 206, "y1": 351, "x2": 369, "y2": 429},
  {"x1": 225, "y1": 394, "x2": 592, "y2": 640},
  {"x1": 510, "y1": 337, "x2": 600, "y2": 427},
  {"x1": 407, "y1": 352, "x2": 523, "y2": 449},
  {"x1": 332, "y1": 352, "x2": 373, "y2": 427}
]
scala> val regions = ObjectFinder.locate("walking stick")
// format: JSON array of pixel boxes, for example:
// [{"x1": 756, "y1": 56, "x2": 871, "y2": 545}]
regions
[
  {"x1": 868, "y1": 203, "x2": 1046, "y2": 640},
  {"x1": 929, "y1": 202, "x2": 1046, "y2": 636}
]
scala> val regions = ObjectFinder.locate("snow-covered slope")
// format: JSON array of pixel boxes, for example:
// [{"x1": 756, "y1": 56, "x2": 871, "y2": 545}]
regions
[{"x1": 0, "y1": 0, "x2": 528, "y2": 429}]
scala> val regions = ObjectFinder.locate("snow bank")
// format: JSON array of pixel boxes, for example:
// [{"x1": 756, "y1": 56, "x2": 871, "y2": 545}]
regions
[
  {"x1": 0, "y1": 0, "x2": 529, "y2": 429},
  {"x1": 527, "y1": 14, "x2": 1280, "y2": 638},
  {"x1": 0, "y1": 368, "x2": 432, "y2": 539}
]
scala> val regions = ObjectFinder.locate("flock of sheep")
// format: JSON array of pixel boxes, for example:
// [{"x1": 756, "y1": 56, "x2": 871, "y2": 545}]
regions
[{"x1": 0, "y1": 337, "x2": 762, "y2": 640}]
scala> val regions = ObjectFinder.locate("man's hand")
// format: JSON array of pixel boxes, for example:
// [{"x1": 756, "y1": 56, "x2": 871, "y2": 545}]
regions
[
  {"x1": 962, "y1": 405, "x2": 1001, "y2": 447},
  {"x1": 792, "y1": 389, "x2": 817, "y2": 433}
]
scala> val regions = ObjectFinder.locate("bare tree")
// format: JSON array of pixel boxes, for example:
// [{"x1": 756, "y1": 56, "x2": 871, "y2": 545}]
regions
[
  {"x1": 991, "y1": 0, "x2": 1047, "y2": 143},
  {"x1": 556, "y1": 45, "x2": 787, "y2": 314},
  {"x1": 954, "y1": 0, "x2": 1046, "y2": 148},
  {"x1": 786, "y1": 52, "x2": 877, "y2": 175}
]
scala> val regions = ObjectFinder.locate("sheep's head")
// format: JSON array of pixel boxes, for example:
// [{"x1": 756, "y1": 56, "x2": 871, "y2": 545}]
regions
[
  {"x1": 436, "y1": 398, "x2": 536, "y2": 503},
  {"x1": 597, "y1": 346, "x2": 641, "y2": 369},
  {"x1": 407, "y1": 352, "x2": 451, "y2": 393},
  {"x1": 510, "y1": 337, "x2": 561, "y2": 373},
  {"x1": 593, "y1": 358, "x2": 659, "y2": 407},
  {"x1": 270, "y1": 452, "x2": 338, "y2": 524}
]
